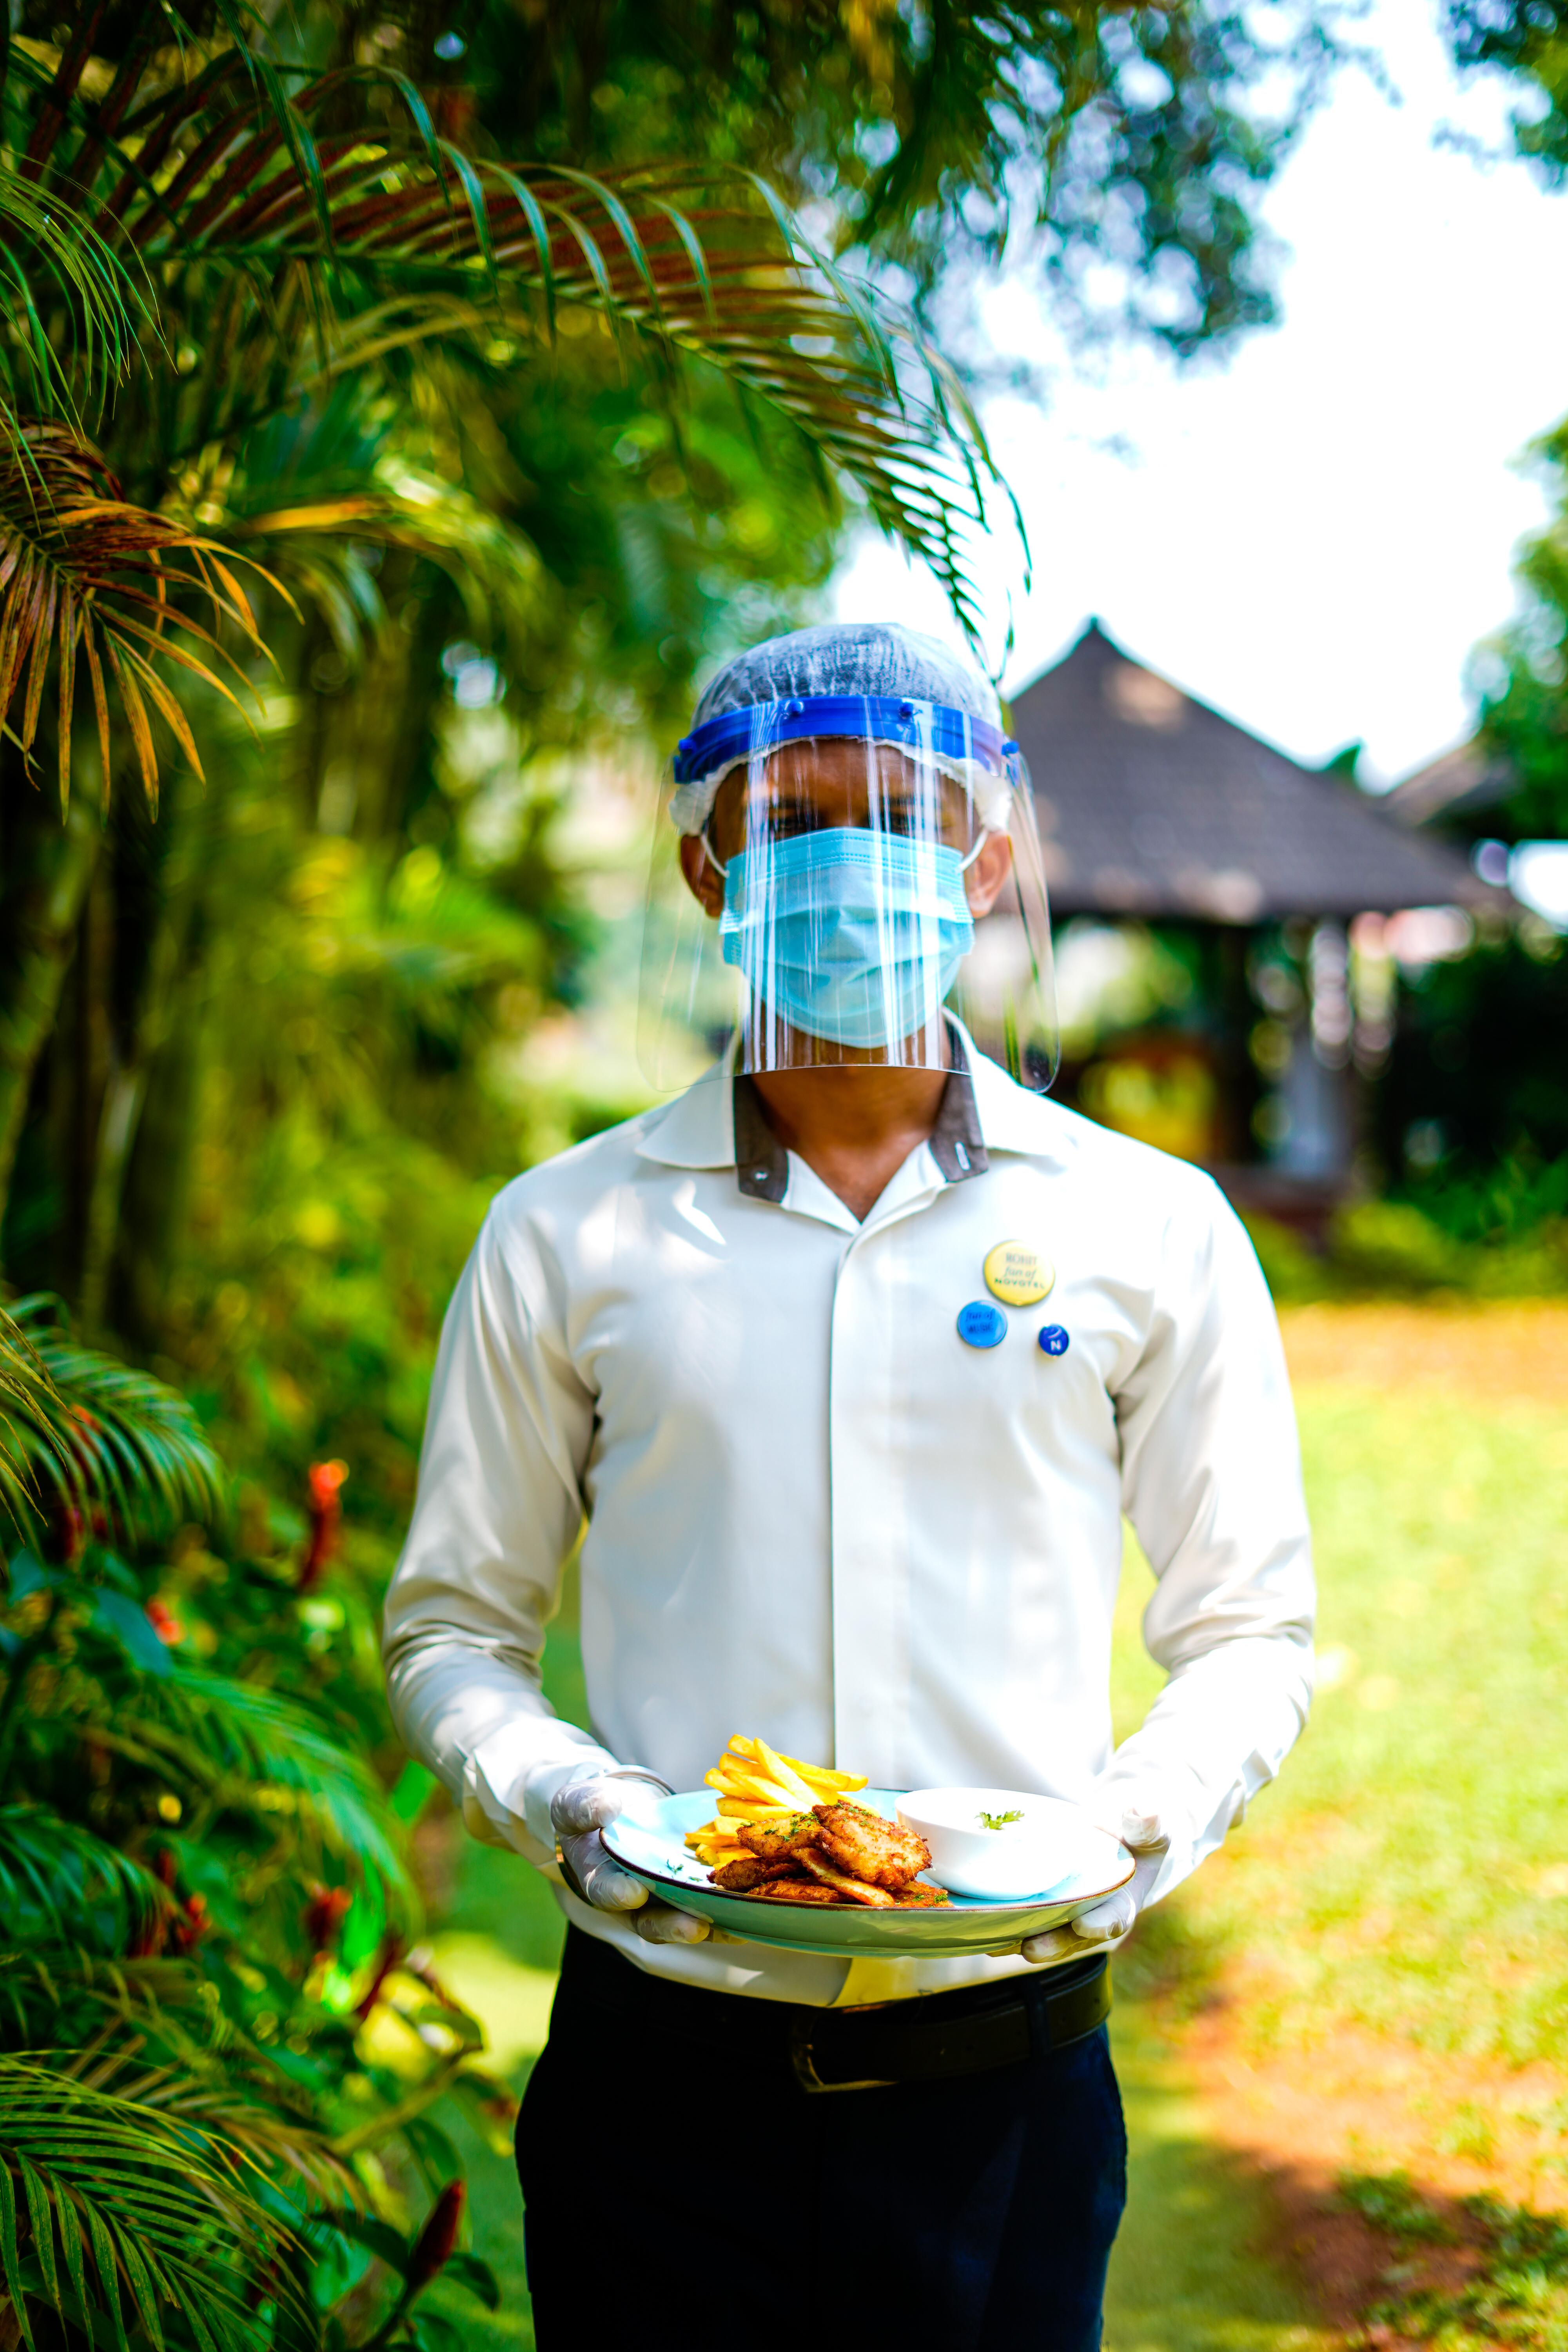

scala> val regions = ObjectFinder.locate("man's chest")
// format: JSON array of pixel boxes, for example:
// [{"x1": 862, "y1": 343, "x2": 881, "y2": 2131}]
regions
[{"x1": 559, "y1": 1168, "x2": 1148, "y2": 1481}]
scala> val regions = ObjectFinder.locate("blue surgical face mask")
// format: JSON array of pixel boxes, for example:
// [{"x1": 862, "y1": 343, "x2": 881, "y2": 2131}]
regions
[{"x1": 719, "y1": 827, "x2": 975, "y2": 1049}]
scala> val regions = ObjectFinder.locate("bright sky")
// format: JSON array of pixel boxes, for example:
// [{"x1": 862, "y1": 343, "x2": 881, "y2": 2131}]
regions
[{"x1": 833, "y1": 0, "x2": 1568, "y2": 792}]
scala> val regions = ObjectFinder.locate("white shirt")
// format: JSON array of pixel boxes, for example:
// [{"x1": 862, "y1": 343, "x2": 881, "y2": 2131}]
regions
[{"x1": 383, "y1": 1039, "x2": 1314, "y2": 2007}]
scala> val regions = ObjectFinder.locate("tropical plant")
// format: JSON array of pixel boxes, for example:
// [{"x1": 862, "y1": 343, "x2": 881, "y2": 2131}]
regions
[{"x1": 0, "y1": 1298, "x2": 513, "y2": 2349}]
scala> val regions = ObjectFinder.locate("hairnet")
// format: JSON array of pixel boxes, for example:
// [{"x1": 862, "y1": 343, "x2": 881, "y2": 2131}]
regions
[{"x1": 693, "y1": 622, "x2": 1001, "y2": 729}]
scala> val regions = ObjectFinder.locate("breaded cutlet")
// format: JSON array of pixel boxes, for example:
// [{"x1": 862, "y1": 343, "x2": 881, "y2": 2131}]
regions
[{"x1": 812, "y1": 1801, "x2": 931, "y2": 1891}]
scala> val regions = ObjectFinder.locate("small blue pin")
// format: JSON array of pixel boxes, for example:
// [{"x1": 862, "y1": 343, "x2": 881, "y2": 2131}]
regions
[
  {"x1": 1038, "y1": 1325, "x2": 1070, "y2": 1357},
  {"x1": 956, "y1": 1300, "x2": 1007, "y2": 1350}
]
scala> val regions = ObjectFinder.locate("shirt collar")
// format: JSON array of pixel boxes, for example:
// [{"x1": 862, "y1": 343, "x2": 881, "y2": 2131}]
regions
[{"x1": 634, "y1": 1021, "x2": 1067, "y2": 1182}]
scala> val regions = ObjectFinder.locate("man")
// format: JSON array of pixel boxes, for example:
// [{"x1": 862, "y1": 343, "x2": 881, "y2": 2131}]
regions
[{"x1": 383, "y1": 623, "x2": 1314, "y2": 2351}]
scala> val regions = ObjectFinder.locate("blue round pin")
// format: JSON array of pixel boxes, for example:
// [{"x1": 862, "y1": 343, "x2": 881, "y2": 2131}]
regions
[
  {"x1": 956, "y1": 1300, "x2": 1007, "y2": 1350},
  {"x1": 1038, "y1": 1324, "x2": 1070, "y2": 1357}
]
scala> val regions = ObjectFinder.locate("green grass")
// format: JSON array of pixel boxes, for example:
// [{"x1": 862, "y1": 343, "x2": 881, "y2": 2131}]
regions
[
  {"x1": 1105, "y1": 1994, "x2": 1329, "y2": 2352},
  {"x1": 1129, "y1": 1381, "x2": 1568, "y2": 2065},
  {"x1": 432, "y1": 1327, "x2": 1568, "y2": 2349}
]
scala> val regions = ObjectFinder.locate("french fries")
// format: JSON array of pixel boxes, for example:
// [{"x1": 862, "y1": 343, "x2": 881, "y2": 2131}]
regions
[{"x1": 684, "y1": 1734, "x2": 868, "y2": 1868}]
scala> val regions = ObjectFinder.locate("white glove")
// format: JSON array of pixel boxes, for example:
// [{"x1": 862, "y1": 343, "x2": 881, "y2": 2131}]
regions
[
  {"x1": 550, "y1": 1769, "x2": 711, "y2": 1945},
  {"x1": 1019, "y1": 1800, "x2": 1171, "y2": 1969}
]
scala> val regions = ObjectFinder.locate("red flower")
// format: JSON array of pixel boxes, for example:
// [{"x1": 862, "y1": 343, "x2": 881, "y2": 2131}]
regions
[
  {"x1": 302, "y1": 1882, "x2": 353, "y2": 1955},
  {"x1": 406, "y1": 2181, "x2": 465, "y2": 2294},
  {"x1": 145, "y1": 1598, "x2": 184, "y2": 1645},
  {"x1": 298, "y1": 1459, "x2": 349, "y2": 1591},
  {"x1": 172, "y1": 1891, "x2": 209, "y2": 1952}
]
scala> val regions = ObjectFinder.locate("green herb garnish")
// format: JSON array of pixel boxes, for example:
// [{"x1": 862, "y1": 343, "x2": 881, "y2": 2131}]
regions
[{"x1": 978, "y1": 1808, "x2": 1025, "y2": 1831}]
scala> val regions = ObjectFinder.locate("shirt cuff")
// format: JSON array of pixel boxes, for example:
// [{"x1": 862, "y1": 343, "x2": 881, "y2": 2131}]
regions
[{"x1": 465, "y1": 1716, "x2": 619, "y2": 1866}]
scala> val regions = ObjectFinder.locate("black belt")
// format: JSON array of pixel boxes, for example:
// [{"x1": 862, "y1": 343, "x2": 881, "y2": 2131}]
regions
[{"x1": 556, "y1": 1924, "x2": 1111, "y2": 2095}]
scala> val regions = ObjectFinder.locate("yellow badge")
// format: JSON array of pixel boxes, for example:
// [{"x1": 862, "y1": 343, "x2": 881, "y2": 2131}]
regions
[{"x1": 983, "y1": 1240, "x2": 1054, "y2": 1307}]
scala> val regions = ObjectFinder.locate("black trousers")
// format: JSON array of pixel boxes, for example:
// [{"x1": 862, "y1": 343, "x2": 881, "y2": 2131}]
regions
[{"x1": 517, "y1": 1928, "x2": 1128, "y2": 2352}]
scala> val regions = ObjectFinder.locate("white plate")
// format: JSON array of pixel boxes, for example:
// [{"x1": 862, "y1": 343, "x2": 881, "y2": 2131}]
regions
[{"x1": 599, "y1": 1786, "x2": 1134, "y2": 1959}]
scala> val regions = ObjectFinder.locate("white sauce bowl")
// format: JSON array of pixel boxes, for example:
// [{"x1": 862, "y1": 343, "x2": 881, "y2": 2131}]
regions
[{"x1": 897, "y1": 1787, "x2": 1100, "y2": 1902}]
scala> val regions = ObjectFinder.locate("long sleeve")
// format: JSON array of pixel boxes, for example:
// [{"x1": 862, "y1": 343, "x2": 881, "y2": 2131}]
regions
[
  {"x1": 382, "y1": 1203, "x2": 618, "y2": 1865},
  {"x1": 1099, "y1": 1176, "x2": 1315, "y2": 1902}
]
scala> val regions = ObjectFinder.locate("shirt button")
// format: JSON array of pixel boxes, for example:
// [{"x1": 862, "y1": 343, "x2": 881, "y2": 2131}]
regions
[
  {"x1": 1038, "y1": 1325, "x2": 1070, "y2": 1357},
  {"x1": 957, "y1": 1301, "x2": 1007, "y2": 1349}
]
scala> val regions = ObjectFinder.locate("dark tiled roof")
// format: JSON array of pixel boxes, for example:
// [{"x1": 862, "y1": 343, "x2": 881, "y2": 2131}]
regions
[
  {"x1": 1383, "y1": 738, "x2": 1514, "y2": 829},
  {"x1": 1009, "y1": 622, "x2": 1492, "y2": 920}
]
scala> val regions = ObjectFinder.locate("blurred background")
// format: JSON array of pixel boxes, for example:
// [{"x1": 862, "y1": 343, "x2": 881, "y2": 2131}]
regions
[{"x1": 1, "y1": 2, "x2": 1566, "y2": 2348}]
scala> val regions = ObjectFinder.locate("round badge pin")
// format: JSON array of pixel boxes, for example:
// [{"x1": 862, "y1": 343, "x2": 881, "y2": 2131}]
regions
[
  {"x1": 983, "y1": 1240, "x2": 1054, "y2": 1308},
  {"x1": 956, "y1": 1300, "x2": 1007, "y2": 1350},
  {"x1": 1038, "y1": 1325, "x2": 1070, "y2": 1357}
]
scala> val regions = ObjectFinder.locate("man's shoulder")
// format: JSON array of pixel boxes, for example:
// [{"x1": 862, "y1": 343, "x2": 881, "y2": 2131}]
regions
[
  {"x1": 481, "y1": 1102, "x2": 672, "y2": 1237},
  {"x1": 976, "y1": 1059, "x2": 1228, "y2": 1221},
  {"x1": 1038, "y1": 1097, "x2": 1226, "y2": 1207}
]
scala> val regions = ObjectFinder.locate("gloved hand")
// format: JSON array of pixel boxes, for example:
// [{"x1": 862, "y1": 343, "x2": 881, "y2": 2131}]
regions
[
  {"x1": 550, "y1": 1769, "x2": 711, "y2": 1946},
  {"x1": 1018, "y1": 1799, "x2": 1171, "y2": 1969}
]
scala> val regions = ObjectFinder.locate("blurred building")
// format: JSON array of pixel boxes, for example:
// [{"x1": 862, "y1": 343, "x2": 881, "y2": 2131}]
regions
[{"x1": 1010, "y1": 621, "x2": 1499, "y2": 1229}]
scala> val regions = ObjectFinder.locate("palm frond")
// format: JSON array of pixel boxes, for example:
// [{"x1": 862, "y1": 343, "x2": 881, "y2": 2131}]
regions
[
  {"x1": 0, "y1": 2051, "x2": 303, "y2": 2352},
  {"x1": 0, "y1": 1958, "x2": 371, "y2": 2211},
  {"x1": 4, "y1": 1298, "x2": 225, "y2": 1535},
  {"x1": 120, "y1": 1670, "x2": 411, "y2": 1900},
  {"x1": 150, "y1": 152, "x2": 1000, "y2": 634},
  {"x1": 0, "y1": 426, "x2": 278, "y2": 812},
  {"x1": 41, "y1": 38, "x2": 998, "y2": 631},
  {"x1": 0, "y1": 1809, "x2": 169, "y2": 1954},
  {"x1": 0, "y1": 155, "x2": 147, "y2": 431},
  {"x1": 0, "y1": 1949, "x2": 211, "y2": 2047},
  {"x1": 231, "y1": 460, "x2": 544, "y2": 673},
  {"x1": 0, "y1": 1311, "x2": 69, "y2": 1534}
]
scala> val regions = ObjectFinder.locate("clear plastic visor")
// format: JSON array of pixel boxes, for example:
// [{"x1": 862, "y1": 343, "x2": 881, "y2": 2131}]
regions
[{"x1": 639, "y1": 710, "x2": 1058, "y2": 1091}]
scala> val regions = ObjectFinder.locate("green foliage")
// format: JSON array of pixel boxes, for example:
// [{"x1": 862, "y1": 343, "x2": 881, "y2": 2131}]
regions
[
  {"x1": 0, "y1": 1306, "x2": 517, "y2": 2350},
  {"x1": 1355, "y1": 2184, "x2": 1568, "y2": 2352},
  {"x1": 476, "y1": 1, "x2": 1345, "y2": 357},
  {"x1": 1469, "y1": 416, "x2": 1568, "y2": 841},
  {"x1": 1445, "y1": 1, "x2": 1568, "y2": 184},
  {"x1": 1373, "y1": 928, "x2": 1568, "y2": 1191},
  {"x1": 1338, "y1": 2170, "x2": 1456, "y2": 2243}
]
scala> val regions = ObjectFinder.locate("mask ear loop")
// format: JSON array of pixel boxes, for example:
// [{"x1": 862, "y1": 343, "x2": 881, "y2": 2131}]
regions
[
  {"x1": 958, "y1": 830, "x2": 993, "y2": 873},
  {"x1": 699, "y1": 826, "x2": 730, "y2": 879}
]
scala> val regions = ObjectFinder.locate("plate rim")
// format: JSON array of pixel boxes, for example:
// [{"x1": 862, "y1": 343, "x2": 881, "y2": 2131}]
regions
[{"x1": 600, "y1": 1786, "x2": 1136, "y2": 1920}]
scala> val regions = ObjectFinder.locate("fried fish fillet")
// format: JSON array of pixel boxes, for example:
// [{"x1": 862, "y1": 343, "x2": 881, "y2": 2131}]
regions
[
  {"x1": 812, "y1": 1802, "x2": 931, "y2": 1891},
  {"x1": 750, "y1": 1878, "x2": 847, "y2": 1906},
  {"x1": 711, "y1": 1855, "x2": 766, "y2": 1891},
  {"x1": 711, "y1": 1855, "x2": 806, "y2": 1891},
  {"x1": 737, "y1": 1813, "x2": 821, "y2": 1862},
  {"x1": 796, "y1": 1847, "x2": 896, "y2": 1908}
]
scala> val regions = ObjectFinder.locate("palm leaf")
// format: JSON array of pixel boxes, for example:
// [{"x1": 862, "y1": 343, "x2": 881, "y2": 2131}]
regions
[
  {"x1": 2, "y1": 1297, "x2": 224, "y2": 1536},
  {"x1": 117, "y1": 1670, "x2": 411, "y2": 1900},
  {"x1": 150, "y1": 151, "x2": 998, "y2": 631},
  {"x1": 0, "y1": 425, "x2": 278, "y2": 812},
  {"x1": 49, "y1": 40, "x2": 1000, "y2": 628},
  {"x1": 0, "y1": 1958, "x2": 373, "y2": 2212},
  {"x1": 0, "y1": 42, "x2": 1005, "y2": 807},
  {"x1": 0, "y1": 154, "x2": 145, "y2": 431},
  {"x1": 0, "y1": 2051, "x2": 304, "y2": 2352},
  {"x1": 0, "y1": 1809, "x2": 169, "y2": 1953}
]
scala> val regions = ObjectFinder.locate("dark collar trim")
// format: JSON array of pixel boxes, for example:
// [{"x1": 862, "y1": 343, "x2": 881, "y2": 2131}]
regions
[
  {"x1": 734, "y1": 1078, "x2": 788, "y2": 1203},
  {"x1": 733, "y1": 1026, "x2": 988, "y2": 1202}
]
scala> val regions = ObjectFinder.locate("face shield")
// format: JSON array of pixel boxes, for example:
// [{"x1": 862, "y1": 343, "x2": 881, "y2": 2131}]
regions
[{"x1": 638, "y1": 695, "x2": 1058, "y2": 1089}]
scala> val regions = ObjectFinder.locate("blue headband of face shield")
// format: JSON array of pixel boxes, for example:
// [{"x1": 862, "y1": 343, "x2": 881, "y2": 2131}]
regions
[{"x1": 672, "y1": 695, "x2": 1015, "y2": 786}]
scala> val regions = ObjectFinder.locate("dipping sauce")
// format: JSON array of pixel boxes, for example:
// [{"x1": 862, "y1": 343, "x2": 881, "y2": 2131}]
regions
[{"x1": 896, "y1": 1787, "x2": 1109, "y2": 1902}]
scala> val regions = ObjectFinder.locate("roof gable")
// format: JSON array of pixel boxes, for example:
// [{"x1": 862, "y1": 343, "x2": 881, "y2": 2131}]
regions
[{"x1": 1009, "y1": 622, "x2": 1490, "y2": 920}]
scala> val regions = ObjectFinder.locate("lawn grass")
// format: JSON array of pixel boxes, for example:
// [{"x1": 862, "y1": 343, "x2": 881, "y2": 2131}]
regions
[
  {"x1": 1143, "y1": 1372, "x2": 1568, "y2": 2068},
  {"x1": 429, "y1": 1304, "x2": 1568, "y2": 2350}
]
